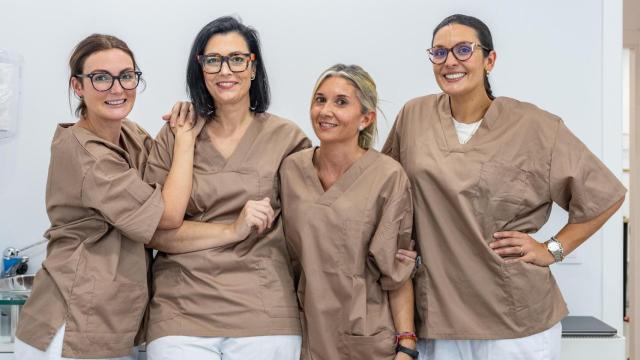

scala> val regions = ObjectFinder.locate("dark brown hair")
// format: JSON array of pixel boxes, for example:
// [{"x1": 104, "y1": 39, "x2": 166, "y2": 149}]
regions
[{"x1": 68, "y1": 34, "x2": 140, "y2": 118}]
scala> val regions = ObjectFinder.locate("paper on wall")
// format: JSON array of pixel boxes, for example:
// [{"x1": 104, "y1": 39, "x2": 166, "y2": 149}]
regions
[{"x1": 0, "y1": 49, "x2": 22, "y2": 138}]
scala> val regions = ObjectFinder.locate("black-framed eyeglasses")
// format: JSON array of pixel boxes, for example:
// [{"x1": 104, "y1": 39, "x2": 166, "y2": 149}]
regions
[
  {"x1": 75, "y1": 71, "x2": 142, "y2": 92},
  {"x1": 427, "y1": 42, "x2": 491, "y2": 64},
  {"x1": 197, "y1": 53, "x2": 256, "y2": 74}
]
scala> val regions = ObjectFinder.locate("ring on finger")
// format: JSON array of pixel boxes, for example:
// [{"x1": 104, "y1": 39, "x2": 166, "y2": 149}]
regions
[{"x1": 519, "y1": 246, "x2": 524, "y2": 257}]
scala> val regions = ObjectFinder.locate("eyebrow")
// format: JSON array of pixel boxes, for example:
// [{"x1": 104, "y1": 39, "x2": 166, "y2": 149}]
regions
[
  {"x1": 87, "y1": 67, "x2": 135, "y2": 74},
  {"x1": 203, "y1": 51, "x2": 249, "y2": 56}
]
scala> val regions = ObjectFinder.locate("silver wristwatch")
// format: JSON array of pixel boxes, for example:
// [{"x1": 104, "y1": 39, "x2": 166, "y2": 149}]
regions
[{"x1": 544, "y1": 236, "x2": 564, "y2": 263}]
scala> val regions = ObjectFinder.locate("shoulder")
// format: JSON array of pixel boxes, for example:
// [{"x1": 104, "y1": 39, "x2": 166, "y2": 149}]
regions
[
  {"x1": 368, "y1": 150, "x2": 409, "y2": 184},
  {"x1": 495, "y1": 97, "x2": 562, "y2": 129},
  {"x1": 403, "y1": 93, "x2": 440, "y2": 110},
  {"x1": 260, "y1": 112, "x2": 306, "y2": 136},
  {"x1": 121, "y1": 119, "x2": 152, "y2": 140},
  {"x1": 281, "y1": 147, "x2": 313, "y2": 170}
]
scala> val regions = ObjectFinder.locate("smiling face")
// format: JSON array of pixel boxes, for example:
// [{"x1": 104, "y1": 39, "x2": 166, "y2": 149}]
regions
[
  {"x1": 431, "y1": 23, "x2": 495, "y2": 100},
  {"x1": 310, "y1": 76, "x2": 374, "y2": 147},
  {"x1": 202, "y1": 31, "x2": 255, "y2": 109},
  {"x1": 71, "y1": 48, "x2": 137, "y2": 123}
]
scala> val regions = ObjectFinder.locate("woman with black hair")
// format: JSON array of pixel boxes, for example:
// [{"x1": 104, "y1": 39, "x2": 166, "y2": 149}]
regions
[
  {"x1": 143, "y1": 16, "x2": 310, "y2": 359},
  {"x1": 383, "y1": 14, "x2": 625, "y2": 360}
]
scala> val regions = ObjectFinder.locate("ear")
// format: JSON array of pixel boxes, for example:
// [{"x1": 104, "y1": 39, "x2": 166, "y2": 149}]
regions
[
  {"x1": 484, "y1": 50, "x2": 497, "y2": 73},
  {"x1": 71, "y1": 76, "x2": 84, "y2": 98},
  {"x1": 360, "y1": 110, "x2": 376, "y2": 130}
]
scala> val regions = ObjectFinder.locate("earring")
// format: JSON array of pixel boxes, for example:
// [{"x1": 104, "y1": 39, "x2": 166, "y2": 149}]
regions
[
  {"x1": 485, "y1": 68, "x2": 490, "y2": 76},
  {"x1": 251, "y1": 73, "x2": 256, "y2": 80},
  {"x1": 358, "y1": 125, "x2": 365, "y2": 131}
]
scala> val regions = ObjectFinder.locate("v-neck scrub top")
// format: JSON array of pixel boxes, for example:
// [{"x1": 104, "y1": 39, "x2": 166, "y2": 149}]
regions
[
  {"x1": 280, "y1": 148, "x2": 415, "y2": 360},
  {"x1": 144, "y1": 112, "x2": 310, "y2": 342},
  {"x1": 382, "y1": 94, "x2": 626, "y2": 340},
  {"x1": 17, "y1": 121, "x2": 164, "y2": 358}
]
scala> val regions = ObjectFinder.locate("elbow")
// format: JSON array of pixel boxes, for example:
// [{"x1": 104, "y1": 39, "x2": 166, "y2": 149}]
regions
[{"x1": 157, "y1": 212, "x2": 184, "y2": 230}]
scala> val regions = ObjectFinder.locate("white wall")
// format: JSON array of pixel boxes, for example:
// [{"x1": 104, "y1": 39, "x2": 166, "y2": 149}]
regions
[{"x1": 0, "y1": 0, "x2": 625, "y2": 332}]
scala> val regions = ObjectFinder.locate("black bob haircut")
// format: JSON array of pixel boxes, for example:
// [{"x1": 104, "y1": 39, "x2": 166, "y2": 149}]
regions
[
  {"x1": 186, "y1": 16, "x2": 270, "y2": 120},
  {"x1": 432, "y1": 14, "x2": 495, "y2": 100}
]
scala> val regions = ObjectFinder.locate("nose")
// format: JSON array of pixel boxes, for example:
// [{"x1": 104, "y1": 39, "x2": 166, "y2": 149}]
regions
[
  {"x1": 443, "y1": 50, "x2": 459, "y2": 67},
  {"x1": 110, "y1": 78, "x2": 124, "y2": 94},
  {"x1": 219, "y1": 58, "x2": 233, "y2": 75}
]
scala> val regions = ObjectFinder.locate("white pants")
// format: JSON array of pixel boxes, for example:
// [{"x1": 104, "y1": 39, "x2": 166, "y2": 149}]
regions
[
  {"x1": 146, "y1": 335, "x2": 302, "y2": 360},
  {"x1": 14, "y1": 324, "x2": 138, "y2": 360},
  {"x1": 418, "y1": 322, "x2": 562, "y2": 360}
]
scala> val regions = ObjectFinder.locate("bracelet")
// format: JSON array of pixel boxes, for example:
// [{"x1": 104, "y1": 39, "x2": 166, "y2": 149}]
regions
[
  {"x1": 395, "y1": 331, "x2": 417, "y2": 345},
  {"x1": 396, "y1": 344, "x2": 419, "y2": 359}
]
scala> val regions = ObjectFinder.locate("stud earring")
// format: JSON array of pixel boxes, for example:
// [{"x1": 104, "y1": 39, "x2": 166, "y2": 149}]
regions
[
  {"x1": 251, "y1": 73, "x2": 256, "y2": 80},
  {"x1": 358, "y1": 125, "x2": 364, "y2": 131}
]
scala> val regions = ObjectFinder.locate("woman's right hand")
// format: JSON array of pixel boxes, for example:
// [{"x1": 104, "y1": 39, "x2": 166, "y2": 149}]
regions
[{"x1": 232, "y1": 197, "x2": 275, "y2": 240}]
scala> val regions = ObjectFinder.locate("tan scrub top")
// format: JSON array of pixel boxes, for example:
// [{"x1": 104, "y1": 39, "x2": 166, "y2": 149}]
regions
[
  {"x1": 16, "y1": 121, "x2": 164, "y2": 358},
  {"x1": 144, "y1": 112, "x2": 310, "y2": 342},
  {"x1": 382, "y1": 94, "x2": 627, "y2": 340},
  {"x1": 280, "y1": 148, "x2": 415, "y2": 360}
]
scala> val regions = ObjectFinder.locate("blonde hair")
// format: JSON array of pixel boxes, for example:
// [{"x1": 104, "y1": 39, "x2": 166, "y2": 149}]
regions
[{"x1": 311, "y1": 64, "x2": 378, "y2": 149}]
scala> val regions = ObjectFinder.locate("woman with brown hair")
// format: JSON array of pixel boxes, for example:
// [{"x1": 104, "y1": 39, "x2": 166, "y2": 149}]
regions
[{"x1": 14, "y1": 33, "x2": 200, "y2": 359}]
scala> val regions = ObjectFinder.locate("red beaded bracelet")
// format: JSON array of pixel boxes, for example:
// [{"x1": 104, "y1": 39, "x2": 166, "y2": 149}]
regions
[{"x1": 395, "y1": 331, "x2": 417, "y2": 345}]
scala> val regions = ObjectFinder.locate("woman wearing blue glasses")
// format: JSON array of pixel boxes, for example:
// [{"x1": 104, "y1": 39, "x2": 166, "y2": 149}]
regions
[{"x1": 383, "y1": 14, "x2": 625, "y2": 360}]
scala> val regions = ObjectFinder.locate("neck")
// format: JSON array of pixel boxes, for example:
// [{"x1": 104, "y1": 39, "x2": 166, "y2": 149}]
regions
[
  {"x1": 78, "y1": 115, "x2": 122, "y2": 145},
  {"x1": 212, "y1": 99, "x2": 252, "y2": 132},
  {"x1": 449, "y1": 88, "x2": 492, "y2": 123},
  {"x1": 315, "y1": 140, "x2": 365, "y2": 176}
]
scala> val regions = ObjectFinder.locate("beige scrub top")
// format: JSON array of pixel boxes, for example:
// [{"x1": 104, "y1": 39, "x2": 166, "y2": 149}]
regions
[
  {"x1": 144, "y1": 112, "x2": 310, "y2": 342},
  {"x1": 16, "y1": 121, "x2": 164, "y2": 358},
  {"x1": 280, "y1": 148, "x2": 415, "y2": 360},
  {"x1": 382, "y1": 94, "x2": 627, "y2": 340}
]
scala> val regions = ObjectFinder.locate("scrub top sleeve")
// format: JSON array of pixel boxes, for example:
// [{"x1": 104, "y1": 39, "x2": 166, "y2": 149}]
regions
[
  {"x1": 550, "y1": 120, "x2": 627, "y2": 223},
  {"x1": 289, "y1": 130, "x2": 312, "y2": 156},
  {"x1": 381, "y1": 106, "x2": 405, "y2": 162},
  {"x1": 369, "y1": 174, "x2": 414, "y2": 291},
  {"x1": 82, "y1": 153, "x2": 165, "y2": 244},
  {"x1": 144, "y1": 124, "x2": 174, "y2": 186}
]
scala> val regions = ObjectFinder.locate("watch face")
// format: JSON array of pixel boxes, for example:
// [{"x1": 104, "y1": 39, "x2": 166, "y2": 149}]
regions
[{"x1": 548, "y1": 241, "x2": 561, "y2": 252}]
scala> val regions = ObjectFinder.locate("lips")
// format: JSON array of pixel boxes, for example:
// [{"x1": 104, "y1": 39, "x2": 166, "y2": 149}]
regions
[
  {"x1": 444, "y1": 72, "x2": 466, "y2": 80},
  {"x1": 216, "y1": 81, "x2": 238, "y2": 89},
  {"x1": 104, "y1": 99, "x2": 126, "y2": 105},
  {"x1": 318, "y1": 121, "x2": 337, "y2": 129}
]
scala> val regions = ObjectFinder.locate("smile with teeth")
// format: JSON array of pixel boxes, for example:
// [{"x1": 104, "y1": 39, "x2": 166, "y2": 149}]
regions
[
  {"x1": 105, "y1": 99, "x2": 126, "y2": 105},
  {"x1": 318, "y1": 121, "x2": 337, "y2": 129},
  {"x1": 444, "y1": 72, "x2": 466, "y2": 80},
  {"x1": 217, "y1": 81, "x2": 238, "y2": 89}
]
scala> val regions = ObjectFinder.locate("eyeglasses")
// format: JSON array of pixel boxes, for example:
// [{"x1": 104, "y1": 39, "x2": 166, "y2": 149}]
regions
[
  {"x1": 427, "y1": 42, "x2": 491, "y2": 64},
  {"x1": 197, "y1": 53, "x2": 256, "y2": 74},
  {"x1": 75, "y1": 71, "x2": 142, "y2": 92}
]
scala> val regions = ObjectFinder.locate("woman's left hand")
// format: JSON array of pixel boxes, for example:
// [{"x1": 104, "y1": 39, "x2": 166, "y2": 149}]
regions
[{"x1": 490, "y1": 231, "x2": 555, "y2": 267}]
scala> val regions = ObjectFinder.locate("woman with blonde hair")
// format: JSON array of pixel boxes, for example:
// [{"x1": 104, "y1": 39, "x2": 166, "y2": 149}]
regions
[{"x1": 280, "y1": 64, "x2": 418, "y2": 360}]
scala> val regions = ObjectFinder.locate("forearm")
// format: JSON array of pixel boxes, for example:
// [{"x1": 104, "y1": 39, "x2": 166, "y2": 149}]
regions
[
  {"x1": 148, "y1": 220, "x2": 240, "y2": 254},
  {"x1": 389, "y1": 280, "x2": 415, "y2": 348},
  {"x1": 157, "y1": 136, "x2": 195, "y2": 229},
  {"x1": 556, "y1": 196, "x2": 624, "y2": 255}
]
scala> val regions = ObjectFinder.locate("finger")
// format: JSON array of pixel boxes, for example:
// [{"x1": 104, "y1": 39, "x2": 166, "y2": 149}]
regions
[
  {"x1": 188, "y1": 104, "x2": 196, "y2": 125},
  {"x1": 396, "y1": 253, "x2": 416, "y2": 262},
  {"x1": 170, "y1": 102, "x2": 181, "y2": 128},
  {"x1": 489, "y1": 237, "x2": 525, "y2": 249},
  {"x1": 397, "y1": 249, "x2": 417, "y2": 260},
  {"x1": 494, "y1": 246, "x2": 524, "y2": 257},
  {"x1": 178, "y1": 102, "x2": 191, "y2": 127},
  {"x1": 493, "y1": 231, "x2": 525, "y2": 239},
  {"x1": 161, "y1": 113, "x2": 171, "y2": 122},
  {"x1": 247, "y1": 214, "x2": 266, "y2": 233},
  {"x1": 409, "y1": 240, "x2": 416, "y2": 251}
]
